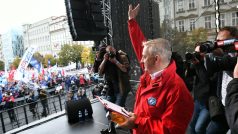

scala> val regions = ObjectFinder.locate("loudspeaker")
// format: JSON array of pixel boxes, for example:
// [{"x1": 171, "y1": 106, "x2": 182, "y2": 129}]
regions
[{"x1": 65, "y1": 0, "x2": 108, "y2": 41}]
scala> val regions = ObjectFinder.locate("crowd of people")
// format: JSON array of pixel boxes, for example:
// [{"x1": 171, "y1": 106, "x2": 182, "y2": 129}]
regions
[{"x1": 0, "y1": 66, "x2": 96, "y2": 123}]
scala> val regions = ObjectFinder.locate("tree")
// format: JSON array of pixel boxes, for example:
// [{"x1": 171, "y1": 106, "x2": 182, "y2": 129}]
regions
[
  {"x1": 70, "y1": 45, "x2": 84, "y2": 69},
  {"x1": 184, "y1": 28, "x2": 208, "y2": 52},
  {"x1": 33, "y1": 52, "x2": 44, "y2": 63},
  {"x1": 160, "y1": 20, "x2": 188, "y2": 57},
  {"x1": 0, "y1": 60, "x2": 4, "y2": 71},
  {"x1": 160, "y1": 19, "x2": 209, "y2": 57},
  {"x1": 43, "y1": 54, "x2": 56, "y2": 68},
  {"x1": 81, "y1": 47, "x2": 95, "y2": 65},
  {"x1": 58, "y1": 44, "x2": 72, "y2": 66},
  {"x1": 12, "y1": 57, "x2": 21, "y2": 69}
]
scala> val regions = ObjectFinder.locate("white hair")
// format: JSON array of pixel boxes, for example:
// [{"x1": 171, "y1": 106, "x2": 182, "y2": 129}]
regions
[{"x1": 143, "y1": 38, "x2": 172, "y2": 63}]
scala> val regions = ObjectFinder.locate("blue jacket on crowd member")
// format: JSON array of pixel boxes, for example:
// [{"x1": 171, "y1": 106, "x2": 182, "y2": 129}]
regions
[{"x1": 0, "y1": 90, "x2": 2, "y2": 104}]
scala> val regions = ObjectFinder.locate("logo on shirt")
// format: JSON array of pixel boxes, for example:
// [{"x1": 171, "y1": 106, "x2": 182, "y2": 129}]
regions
[{"x1": 148, "y1": 97, "x2": 157, "y2": 106}]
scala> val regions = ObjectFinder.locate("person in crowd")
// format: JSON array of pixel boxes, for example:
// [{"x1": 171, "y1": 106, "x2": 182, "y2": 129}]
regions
[
  {"x1": 79, "y1": 74, "x2": 86, "y2": 87},
  {"x1": 124, "y1": 4, "x2": 194, "y2": 134},
  {"x1": 67, "y1": 90, "x2": 74, "y2": 101},
  {"x1": 185, "y1": 42, "x2": 216, "y2": 134},
  {"x1": 99, "y1": 45, "x2": 131, "y2": 134},
  {"x1": 127, "y1": 4, "x2": 185, "y2": 82},
  {"x1": 226, "y1": 57, "x2": 238, "y2": 134},
  {"x1": 38, "y1": 89, "x2": 49, "y2": 117},
  {"x1": 204, "y1": 26, "x2": 238, "y2": 134},
  {"x1": 119, "y1": 38, "x2": 194, "y2": 133},
  {"x1": 27, "y1": 91, "x2": 37, "y2": 119},
  {"x1": 2, "y1": 91, "x2": 16, "y2": 123},
  {"x1": 65, "y1": 76, "x2": 71, "y2": 92}
]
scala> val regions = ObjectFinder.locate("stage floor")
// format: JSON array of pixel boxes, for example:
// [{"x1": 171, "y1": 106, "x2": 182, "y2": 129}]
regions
[{"x1": 18, "y1": 94, "x2": 135, "y2": 134}]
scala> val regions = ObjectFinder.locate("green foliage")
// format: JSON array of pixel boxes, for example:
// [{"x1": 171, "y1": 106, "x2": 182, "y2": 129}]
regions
[
  {"x1": 12, "y1": 57, "x2": 21, "y2": 69},
  {"x1": 58, "y1": 44, "x2": 89, "y2": 67},
  {"x1": 33, "y1": 52, "x2": 44, "y2": 63},
  {"x1": 58, "y1": 44, "x2": 71, "y2": 66},
  {"x1": 160, "y1": 19, "x2": 209, "y2": 57},
  {"x1": 0, "y1": 60, "x2": 4, "y2": 71},
  {"x1": 43, "y1": 54, "x2": 56, "y2": 68},
  {"x1": 184, "y1": 28, "x2": 208, "y2": 52},
  {"x1": 81, "y1": 47, "x2": 95, "y2": 65}
]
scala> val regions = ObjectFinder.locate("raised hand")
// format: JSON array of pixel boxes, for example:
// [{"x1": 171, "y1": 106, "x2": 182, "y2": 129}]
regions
[{"x1": 128, "y1": 4, "x2": 140, "y2": 20}]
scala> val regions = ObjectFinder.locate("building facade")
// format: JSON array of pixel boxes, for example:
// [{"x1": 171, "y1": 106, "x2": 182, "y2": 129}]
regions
[
  {"x1": 172, "y1": 0, "x2": 238, "y2": 40},
  {"x1": 23, "y1": 16, "x2": 94, "y2": 56},
  {"x1": 2, "y1": 28, "x2": 24, "y2": 69},
  {"x1": 49, "y1": 16, "x2": 93, "y2": 56}
]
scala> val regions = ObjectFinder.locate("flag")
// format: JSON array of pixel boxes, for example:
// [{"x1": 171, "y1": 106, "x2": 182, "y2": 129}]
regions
[
  {"x1": 29, "y1": 57, "x2": 42, "y2": 73},
  {"x1": 14, "y1": 46, "x2": 37, "y2": 80},
  {"x1": 48, "y1": 59, "x2": 51, "y2": 67}
]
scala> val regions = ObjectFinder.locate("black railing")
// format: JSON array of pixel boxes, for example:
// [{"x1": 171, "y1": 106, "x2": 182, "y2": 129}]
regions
[{"x1": 0, "y1": 80, "x2": 140, "y2": 133}]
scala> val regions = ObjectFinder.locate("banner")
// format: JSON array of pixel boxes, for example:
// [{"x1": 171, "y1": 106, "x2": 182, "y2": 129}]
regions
[
  {"x1": 14, "y1": 46, "x2": 37, "y2": 80},
  {"x1": 29, "y1": 57, "x2": 42, "y2": 73}
]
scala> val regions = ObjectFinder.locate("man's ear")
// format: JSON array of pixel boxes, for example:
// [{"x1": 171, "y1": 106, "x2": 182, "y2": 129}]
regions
[{"x1": 155, "y1": 55, "x2": 161, "y2": 63}]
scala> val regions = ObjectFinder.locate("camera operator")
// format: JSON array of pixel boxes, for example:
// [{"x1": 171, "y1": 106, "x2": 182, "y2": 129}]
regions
[
  {"x1": 93, "y1": 44, "x2": 107, "y2": 73},
  {"x1": 186, "y1": 42, "x2": 218, "y2": 134},
  {"x1": 98, "y1": 45, "x2": 131, "y2": 134},
  {"x1": 204, "y1": 26, "x2": 238, "y2": 134},
  {"x1": 187, "y1": 26, "x2": 237, "y2": 134}
]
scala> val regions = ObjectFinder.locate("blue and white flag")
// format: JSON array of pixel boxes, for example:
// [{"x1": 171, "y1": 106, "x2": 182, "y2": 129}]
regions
[
  {"x1": 14, "y1": 46, "x2": 37, "y2": 80},
  {"x1": 29, "y1": 57, "x2": 42, "y2": 73}
]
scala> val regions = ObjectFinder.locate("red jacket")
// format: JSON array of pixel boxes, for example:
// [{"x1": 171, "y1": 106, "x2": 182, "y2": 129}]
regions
[{"x1": 128, "y1": 19, "x2": 194, "y2": 134}]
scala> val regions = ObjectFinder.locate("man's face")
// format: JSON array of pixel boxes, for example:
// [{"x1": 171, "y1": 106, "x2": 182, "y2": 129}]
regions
[
  {"x1": 216, "y1": 30, "x2": 232, "y2": 40},
  {"x1": 140, "y1": 46, "x2": 156, "y2": 74}
]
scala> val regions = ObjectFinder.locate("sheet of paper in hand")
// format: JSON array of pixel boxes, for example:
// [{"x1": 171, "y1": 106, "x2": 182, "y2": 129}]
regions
[{"x1": 96, "y1": 96, "x2": 130, "y2": 118}]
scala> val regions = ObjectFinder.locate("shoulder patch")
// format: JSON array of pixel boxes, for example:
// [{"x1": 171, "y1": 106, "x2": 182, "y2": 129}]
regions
[{"x1": 148, "y1": 97, "x2": 157, "y2": 106}]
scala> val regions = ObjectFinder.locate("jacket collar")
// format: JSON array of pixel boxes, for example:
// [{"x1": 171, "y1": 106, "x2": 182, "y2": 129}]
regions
[{"x1": 140, "y1": 60, "x2": 177, "y2": 95}]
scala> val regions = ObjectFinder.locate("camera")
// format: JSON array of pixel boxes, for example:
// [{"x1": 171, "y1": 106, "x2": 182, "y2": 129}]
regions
[
  {"x1": 199, "y1": 41, "x2": 215, "y2": 53},
  {"x1": 185, "y1": 52, "x2": 201, "y2": 62},
  {"x1": 108, "y1": 52, "x2": 116, "y2": 58},
  {"x1": 199, "y1": 39, "x2": 238, "y2": 53}
]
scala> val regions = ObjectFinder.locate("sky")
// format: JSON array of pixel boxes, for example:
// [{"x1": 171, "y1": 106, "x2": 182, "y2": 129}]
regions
[{"x1": 0, "y1": 0, "x2": 66, "y2": 34}]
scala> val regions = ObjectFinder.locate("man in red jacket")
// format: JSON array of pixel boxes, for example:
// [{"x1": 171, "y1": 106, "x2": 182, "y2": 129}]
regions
[{"x1": 118, "y1": 4, "x2": 194, "y2": 134}]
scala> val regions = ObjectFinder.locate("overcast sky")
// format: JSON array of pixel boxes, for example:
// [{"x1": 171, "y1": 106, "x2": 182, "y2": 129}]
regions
[{"x1": 0, "y1": 0, "x2": 66, "y2": 34}]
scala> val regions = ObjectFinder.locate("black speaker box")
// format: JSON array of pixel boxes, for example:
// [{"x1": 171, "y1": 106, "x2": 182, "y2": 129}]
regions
[{"x1": 65, "y1": 0, "x2": 108, "y2": 41}]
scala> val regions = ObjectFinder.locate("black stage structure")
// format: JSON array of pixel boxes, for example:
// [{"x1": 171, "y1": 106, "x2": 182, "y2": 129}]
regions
[
  {"x1": 65, "y1": 0, "x2": 161, "y2": 80},
  {"x1": 101, "y1": 0, "x2": 160, "y2": 79}
]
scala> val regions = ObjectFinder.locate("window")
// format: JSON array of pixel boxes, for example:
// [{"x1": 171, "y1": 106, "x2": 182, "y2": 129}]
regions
[
  {"x1": 205, "y1": 16, "x2": 211, "y2": 29},
  {"x1": 178, "y1": 20, "x2": 185, "y2": 32},
  {"x1": 189, "y1": 0, "x2": 195, "y2": 10},
  {"x1": 177, "y1": 0, "x2": 184, "y2": 12},
  {"x1": 190, "y1": 19, "x2": 195, "y2": 31},
  {"x1": 232, "y1": 12, "x2": 238, "y2": 26},
  {"x1": 220, "y1": 14, "x2": 225, "y2": 28},
  {"x1": 204, "y1": 0, "x2": 211, "y2": 6}
]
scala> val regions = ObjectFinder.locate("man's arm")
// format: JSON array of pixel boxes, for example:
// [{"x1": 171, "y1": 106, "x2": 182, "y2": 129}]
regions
[
  {"x1": 98, "y1": 59, "x2": 107, "y2": 76},
  {"x1": 128, "y1": 4, "x2": 146, "y2": 63}
]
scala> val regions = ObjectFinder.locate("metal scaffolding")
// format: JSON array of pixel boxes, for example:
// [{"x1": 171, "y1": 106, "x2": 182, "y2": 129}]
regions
[{"x1": 101, "y1": 0, "x2": 113, "y2": 46}]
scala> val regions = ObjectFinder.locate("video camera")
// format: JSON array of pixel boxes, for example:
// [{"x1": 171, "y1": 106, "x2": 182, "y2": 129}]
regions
[
  {"x1": 185, "y1": 39, "x2": 238, "y2": 62},
  {"x1": 200, "y1": 39, "x2": 238, "y2": 53}
]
